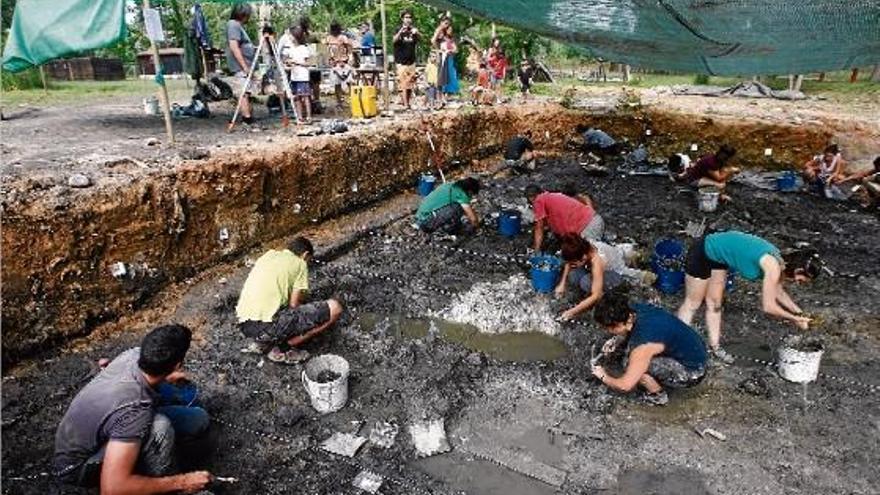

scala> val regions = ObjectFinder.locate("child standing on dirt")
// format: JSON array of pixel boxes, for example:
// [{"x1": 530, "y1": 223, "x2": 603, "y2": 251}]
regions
[
  {"x1": 677, "y1": 231, "x2": 820, "y2": 364},
  {"x1": 287, "y1": 26, "x2": 313, "y2": 124},
  {"x1": 518, "y1": 59, "x2": 533, "y2": 99},
  {"x1": 236, "y1": 237, "x2": 343, "y2": 364},
  {"x1": 416, "y1": 177, "x2": 481, "y2": 235},
  {"x1": 470, "y1": 61, "x2": 492, "y2": 105},
  {"x1": 592, "y1": 292, "x2": 708, "y2": 406},
  {"x1": 424, "y1": 52, "x2": 440, "y2": 110}
]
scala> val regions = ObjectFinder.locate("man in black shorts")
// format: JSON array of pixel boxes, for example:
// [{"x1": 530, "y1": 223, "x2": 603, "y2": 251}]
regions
[
  {"x1": 236, "y1": 237, "x2": 343, "y2": 364},
  {"x1": 503, "y1": 130, "x2": 536, "y2": 173}
]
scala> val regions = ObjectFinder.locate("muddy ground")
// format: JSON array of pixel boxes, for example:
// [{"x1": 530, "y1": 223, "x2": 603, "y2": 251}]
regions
[{"x1": 3, "y1": 154, "x2": 879, "y2": 494}]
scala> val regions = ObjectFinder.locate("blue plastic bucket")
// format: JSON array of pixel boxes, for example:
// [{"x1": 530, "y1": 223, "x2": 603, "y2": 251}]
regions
[
  {"x1": 498, "y1": 209, "x2": 522, "y2": 238},
  {"x1": 418, "y1": 174, "x2": 437, "y2": 197},
  {"x1": 776, "y1": 171, "x2": 798, "y2": 192},
  {"x1": 651, "y1": 239, "x2": 686, "y2": 294},
  {"x1": 529, "y1": 255, "x2": 561, "y2": 294}
]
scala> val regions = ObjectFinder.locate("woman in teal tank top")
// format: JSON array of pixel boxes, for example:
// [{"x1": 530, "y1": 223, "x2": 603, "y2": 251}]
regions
[{"x1": 676, "y1": 230, "x2": 824, "y2": 364}]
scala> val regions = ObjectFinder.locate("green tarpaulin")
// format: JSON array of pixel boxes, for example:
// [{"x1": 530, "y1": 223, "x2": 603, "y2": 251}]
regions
[
  {"x1": 428, "y1": 0, "x2": 880, "y2": 75},
  {"x1": 2, "y1": 0, "x2": 127, "y2": 73}
]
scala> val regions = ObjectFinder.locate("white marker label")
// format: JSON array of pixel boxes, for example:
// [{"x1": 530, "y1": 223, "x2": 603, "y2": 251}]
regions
[
  {"x1": 764, "y1": 148, "x2": 773, "y2": 156},
  {"x1": 219, "y1": 228, "x2": 230, "y2": 241},
  {"x1": 690, "y1": 143, "x2": 699, "y2": 152},
  {"x1": 646, "y1": 129, "x2": 652, "y2": 136}
]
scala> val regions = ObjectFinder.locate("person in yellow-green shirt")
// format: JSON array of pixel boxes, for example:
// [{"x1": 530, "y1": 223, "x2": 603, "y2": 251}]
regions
[{"x1": 236, "y1": 237, "x2": 343, "y2": 364}]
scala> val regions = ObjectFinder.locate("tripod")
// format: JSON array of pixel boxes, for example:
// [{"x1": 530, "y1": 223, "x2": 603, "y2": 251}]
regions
[{"x1": 228, "y1": 27, "x2": 297, "y2": 131}]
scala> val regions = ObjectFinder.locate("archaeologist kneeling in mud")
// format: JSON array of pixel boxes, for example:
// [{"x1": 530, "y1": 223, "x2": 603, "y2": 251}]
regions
[
  {"x1": 591, "y1": 292, "x2": 708, "y2": 406},
  {"x1": 416, "y1": 177, "x2": 481, "y2": 234},
  {"x1": 237, "y1": 236, "x2": 343, "y2": 364},
  {"x1": 556, "y1": 234, "x2": 656, "y2": 321},
  {"x1": 53, "y1": 324, "x2": 214, "y2": 493},
  {"x1": 677, "y1": 230, "x2": 821, "y2": 365}
]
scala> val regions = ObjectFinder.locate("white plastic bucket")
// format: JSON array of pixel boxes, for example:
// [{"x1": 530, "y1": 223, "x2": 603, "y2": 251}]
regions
[
  {"x1": 777, "y1": 337, "x2": 824, "y2": 383},
  {"x1": 302, "y1": 354, "x2": 350, "y2": 413},
  {"x1": 697, "y1": 188, "x2": 720, "y2": 212},
  {"x1": 143, "y1": 97, "x2": 159, "y2": 116}
]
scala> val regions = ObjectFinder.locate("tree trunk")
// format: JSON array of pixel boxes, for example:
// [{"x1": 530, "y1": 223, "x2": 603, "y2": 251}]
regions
[
  {"x1": 817, "y1": 72, "x2": 825, "y2": 82},
  {"x1": 870, "y1": 65, "x2": 880, "y2": 83},
  {"x1": 850, "y1": 68, "x2": 859, "y2": 83},
  {"x1": 622, "y1": 64, "x2": 631, "y2": 82}
]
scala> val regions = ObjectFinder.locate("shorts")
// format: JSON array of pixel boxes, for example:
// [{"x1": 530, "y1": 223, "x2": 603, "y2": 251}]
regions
[
  {"x1": 239, "y1": 301, "x2": 331, "y2": 344},
  {"x1": 418, "y1": 203, "x2": 465, "y2": 234},
  {"x1": 520, "y1": 82, "x2": 531, "y2": 93},
  {"x1": 648, "y1": 357, "x2": 706, "y2": 389},
  {"x1": 230, "y1": 71, "x2": 258, "y2": 96},
  {"x1": 685, "y1": 236, "x2": 726, "y2": 280},
  {"x1": 397, "y1": 64, "x2": 417, "y2": 91},
  {"x1": 291, "y1": 81, "x2": 312, "y2": 97},
  {"x1": 579, "y1": 214, "x2": 605, "y2": 241},
  {"x1": 568, "y1": 266, "x2": 623, "y2": 293}
]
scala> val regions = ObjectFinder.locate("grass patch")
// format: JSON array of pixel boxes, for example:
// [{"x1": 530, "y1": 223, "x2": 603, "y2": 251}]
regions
[{"x1": 1, "y1": 79, "x2": 195, "y2": 108}]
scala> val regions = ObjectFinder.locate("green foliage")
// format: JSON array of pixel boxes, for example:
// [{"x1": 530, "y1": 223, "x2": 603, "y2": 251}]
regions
[
  {"x1": 693, "y1": 73, "x2": 710, "y2": 85},
  {"x1": 1, "y1": 66, "x2": 44, "y2": 91}
]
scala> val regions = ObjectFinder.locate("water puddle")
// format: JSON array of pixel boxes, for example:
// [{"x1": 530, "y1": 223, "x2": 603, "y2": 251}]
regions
[
  {"x1": 358, "y1": 313, "x2": 567, "y2": 362},
  {"x1": 415, "y1": 452, "x2": 558, "y2": 495}
]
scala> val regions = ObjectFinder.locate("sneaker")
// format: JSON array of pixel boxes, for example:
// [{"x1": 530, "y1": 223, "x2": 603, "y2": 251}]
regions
[
  {"x1": 640, "y1": 390, "x2": 669, "y2": 406},
  {"x1": 267, "y1": 347, "x2": 310, "y2": 365},
  {"x1": 240, "y1": 341, "x2": 270, "y2": 355},
  {"x1": 710, "y1": 347, "x2": 736, "y2": 365}
]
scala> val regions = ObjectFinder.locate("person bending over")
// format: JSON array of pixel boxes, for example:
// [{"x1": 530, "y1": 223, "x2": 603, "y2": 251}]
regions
[
  {"x1": 675, "y1": 145, "x2": 740, "y2": 193},
  {"x1": 555, "y1": 235, "x2": 655, "y2": 321},
  {"x1": 591, "y1": 292, "x2": 708, "y2": 406},
  {"x1": 416, "y1": 177, "x2": 481, "y2": 234},
  {"x1": 503, "y1": 130, "x2": 536, "y2": 173},
  {"x1": 526, "y1": 185, "x2": 604, "y2": 246},
  {"x1": 237, "y1": 236, "x2": 343, "y2": 364},
  {"x1": 54, "y1": 325, "x2": 212, "y2": 493},
  {"x1": 575, "y1": 125, "x2": 622, "y2": 157},
  {"x1": 677, "y1": 230, "x2": 821, "y2": 364}
]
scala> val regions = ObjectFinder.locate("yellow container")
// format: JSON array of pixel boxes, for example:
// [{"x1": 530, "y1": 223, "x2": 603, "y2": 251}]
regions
[{"x1": 350, "y1": 85, "x2": 378, "y2": 118}]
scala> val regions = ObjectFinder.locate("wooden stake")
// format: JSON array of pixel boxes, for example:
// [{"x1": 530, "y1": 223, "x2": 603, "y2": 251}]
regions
[
  {"x1": 143, "y1": 0, "x2": 175, "y2": 144},
  {"x1": 39, "y1": 65, "x2": 48, "y2": 94}
]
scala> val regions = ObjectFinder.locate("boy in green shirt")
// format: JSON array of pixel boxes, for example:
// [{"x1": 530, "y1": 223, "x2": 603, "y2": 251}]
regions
[
  {"x1": 416, "y1": 177, "x2": 481, "y2": 234},
  {"x1": 236, "y1": 237, "x2": 343, "y2": 364}
]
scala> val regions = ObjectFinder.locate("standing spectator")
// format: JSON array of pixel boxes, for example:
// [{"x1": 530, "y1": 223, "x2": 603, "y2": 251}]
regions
[
  {"x1": 325, "y1": 21, "x2": 354, "y2": 110},
  {"x1": 470, "y1": 61, "x2": 493, "y2": 105},
  {"x1": 393, "y1": 10, "x2": 421, "y2": 110},
  {"x1": 226, "y1": 3, "x2": 257, "y2": 125},
  {"x1": 424, "y1": 51, "x2": 440, "y2": 110},
  {"x1": 287, "y1": 26, "x2": 313, "y2": 124},
  {"x1": 518, "y1": 59, "x2": 533, "y2": 99},
  {"x1": 434, "y1": 21, "x2": 459, "y2": 103},
  {"x1": 487, "y1": 40, "x2": 507, "y2": 90},
  {"x1": 359, "y1": 22, "x2": 376, "y2": 56}
]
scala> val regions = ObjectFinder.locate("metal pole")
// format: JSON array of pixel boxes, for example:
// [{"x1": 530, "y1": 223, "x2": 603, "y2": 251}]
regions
[
  {"x1": 379, "y1": 0, "x2": 390, "y2": 109},
  {"x1": 39, "y1": 65, "x2": 48, "y2": 94},
  {"x1": 143, "y1": 0, "x2": 175, "y2": 144}
]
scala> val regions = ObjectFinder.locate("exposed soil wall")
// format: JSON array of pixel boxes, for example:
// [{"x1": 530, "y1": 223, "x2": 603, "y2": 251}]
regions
[{"x1": 1, "y1": 103, "x2": 832, "y2": 362}]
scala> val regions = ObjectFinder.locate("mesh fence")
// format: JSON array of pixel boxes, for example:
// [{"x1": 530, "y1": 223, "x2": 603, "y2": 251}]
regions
[{"x1": 429, "y1": 0, "x2": 880, "y2": 75}]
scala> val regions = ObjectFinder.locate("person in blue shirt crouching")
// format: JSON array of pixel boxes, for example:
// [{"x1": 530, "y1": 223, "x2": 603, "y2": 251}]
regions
[{"x1": 591, "y1": 292, "x2": 708, "y2": 406}]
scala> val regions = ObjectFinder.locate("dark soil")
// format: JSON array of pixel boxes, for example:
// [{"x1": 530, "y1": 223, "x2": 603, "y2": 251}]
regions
[
  {"x1": 315, "y1": 370, "x2": 342, "y2": 384},
  {"x1": 3, "y1": 153, "x2": 879, "y2": 494}
]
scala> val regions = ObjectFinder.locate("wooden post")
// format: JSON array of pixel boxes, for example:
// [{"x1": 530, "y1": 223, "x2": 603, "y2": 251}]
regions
[
  {"x1": 871, "y1": 65, "x2": 880, "y2": 83},
  {"x1": 849, "y1": 68, "x2": 859, "y2": 83},
  {"x1": 143, "y1": 0, "x2": 175, "y2": 144},
  {"x1": 39, "y1": 65, "x2": 48, "y2": 94},
  {"x1": 379, "y1": 0, "x2": 390, "y2": 109}
]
